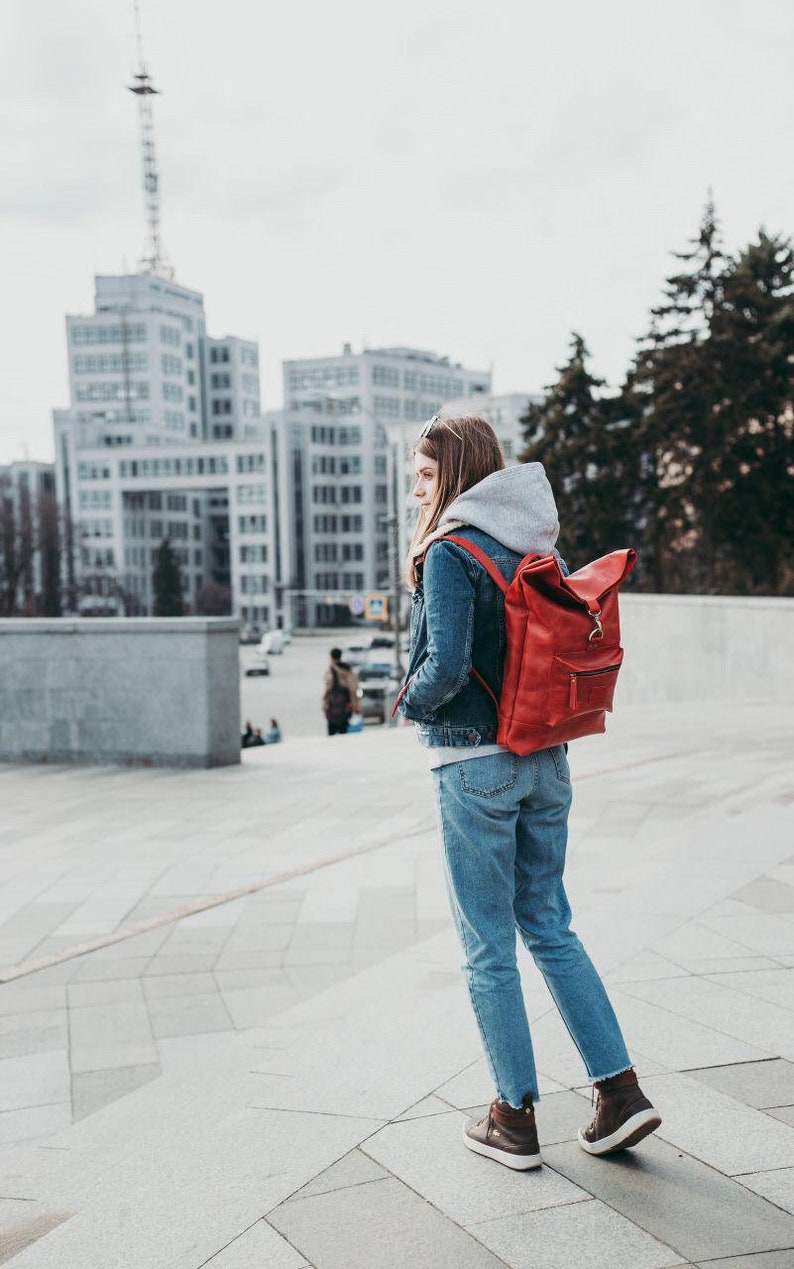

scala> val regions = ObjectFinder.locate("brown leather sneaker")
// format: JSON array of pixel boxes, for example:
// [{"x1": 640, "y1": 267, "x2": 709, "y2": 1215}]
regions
[
  {"x1": 578, "y1": 1069, "x2": 661, "y2": 1155},
  {"x1": 463, "y1": 1098, "x2": 542, "y2": 1170}
]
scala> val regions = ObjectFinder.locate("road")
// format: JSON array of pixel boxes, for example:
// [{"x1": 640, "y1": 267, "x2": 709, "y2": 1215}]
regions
[{"x1": 239, "y1": 630, "x2": 405, "y2": 742}]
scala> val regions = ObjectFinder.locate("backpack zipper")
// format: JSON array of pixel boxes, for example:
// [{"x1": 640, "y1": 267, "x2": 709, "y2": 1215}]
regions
[{"x1": 569, "y1": 664, "x2": 620, "y2": 710}]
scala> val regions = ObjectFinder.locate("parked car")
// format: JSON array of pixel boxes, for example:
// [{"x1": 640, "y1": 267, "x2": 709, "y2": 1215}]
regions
[
  {"x1": 239, "y1": 625, "x2": 261, "y2": 645},
  {"x1": 369, "y1": 635, "x2": 395, "y2": 650},
  {"x1": 259, "y1": 630, "x2": 286, "y2": 655},
  {"x1": 245, "y1": 653, "x2": 271, "y2": 677},
  {"x1": 342, "y1": 642, "x2": 370, "y2": 667},
  {"x1": 357, "y1": 660, "x2": 400, "y2": 725}
]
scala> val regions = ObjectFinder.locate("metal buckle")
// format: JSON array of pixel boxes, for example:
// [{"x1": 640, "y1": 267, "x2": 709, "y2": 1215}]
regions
[
  {"x1": 418, "y1": 413, "x2": 440, "y2": 439},
  {"x1": 587, "y1": 610, "x2": 604, "y2": 643}
]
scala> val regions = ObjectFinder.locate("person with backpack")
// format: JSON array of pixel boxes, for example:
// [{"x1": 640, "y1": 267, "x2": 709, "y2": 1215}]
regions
[
  {"x1": 396, "y1": 413, "x2": 660, "y2": 1170},
  {"x1": 322, "y1": 647, "x2": 359, "y2": 736}
]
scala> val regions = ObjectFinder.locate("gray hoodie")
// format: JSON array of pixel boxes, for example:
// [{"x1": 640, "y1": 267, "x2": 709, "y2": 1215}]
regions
[{"x1": 414, "y1": 462, "x2": 559, "y2": 559}]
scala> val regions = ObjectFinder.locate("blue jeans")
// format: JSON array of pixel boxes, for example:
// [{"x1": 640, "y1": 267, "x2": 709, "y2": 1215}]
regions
[{"x1": 432, "y1": 746, "x2": 631, "y2": 1107}]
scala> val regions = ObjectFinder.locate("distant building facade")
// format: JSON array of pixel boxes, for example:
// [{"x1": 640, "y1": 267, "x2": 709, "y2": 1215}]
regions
[
  {"x1": 54, "y1": 297, "x2": 522, "y2": 628},
  {"x1": 54, "y1": 273, "x2": 271, "y2": 622},
  {"x1": 438, "y1": 391, "x2": 541, "y2": 464},
  {"x1": 275, "y1": 345, "x2": 491, "y2": 625}
]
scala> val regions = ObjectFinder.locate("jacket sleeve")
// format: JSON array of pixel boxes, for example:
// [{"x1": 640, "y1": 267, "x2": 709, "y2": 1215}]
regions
[{"x1": 398, "y1": 542, "x2": 476, "y2": 721}]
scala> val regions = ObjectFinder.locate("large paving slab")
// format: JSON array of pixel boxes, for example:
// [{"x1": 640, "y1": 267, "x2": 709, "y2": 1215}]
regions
[
  {"x1": 543, "y1": 1135, "x2": 794, "y2": 1263},
  {"x1": 0, "y1": 697, "x2": 792, "y2": 1267}
]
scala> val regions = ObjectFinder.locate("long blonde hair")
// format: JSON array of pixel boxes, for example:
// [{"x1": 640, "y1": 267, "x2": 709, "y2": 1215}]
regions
[{"x1": 407, "y1": 415, "x2": 504, "y2": 589}]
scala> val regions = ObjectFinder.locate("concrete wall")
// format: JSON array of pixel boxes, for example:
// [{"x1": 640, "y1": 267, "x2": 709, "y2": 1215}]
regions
[
  {"x1": 617, "y1": 594, "x2": 794, "y2": 705},
  {"x1": 0, "y1": 619, "x2": 240, "y2": 768}
]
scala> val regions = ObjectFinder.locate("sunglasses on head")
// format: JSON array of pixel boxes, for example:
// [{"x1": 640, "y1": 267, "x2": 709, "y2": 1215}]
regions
[{"x1": 418, "y1": 414, "x2": 440, "y2": 439}]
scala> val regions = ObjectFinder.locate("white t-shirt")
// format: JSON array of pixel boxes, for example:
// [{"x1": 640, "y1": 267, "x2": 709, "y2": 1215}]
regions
[{"x1": 426, "y1": 743, "x2": 506, "y2": 770}]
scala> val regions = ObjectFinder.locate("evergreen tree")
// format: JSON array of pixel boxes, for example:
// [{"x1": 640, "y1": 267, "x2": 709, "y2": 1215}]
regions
[
  {"x1": 623, "y1": 200, "x2": 728, "y2": 591},
  {"x1": 519, "y1": 333, "x2": 630, "y2": 567},
  {"x1": 712, "y1": 231, "x2": 794, "y2": 593},
  {"x1": 0, "y1": 474, "x2": 22, "y2": 616},
  {"x1": 36, "y1": 489, "x2": 61, "y2": 617},
  {"x1": 152, "y1": 538, "x2": 184, "y2": 616}
]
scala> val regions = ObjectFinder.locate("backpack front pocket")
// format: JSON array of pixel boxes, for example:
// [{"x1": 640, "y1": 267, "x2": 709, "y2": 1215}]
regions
[{"x1": 541, "y1": 653, "x2": 623, "y2": 727}]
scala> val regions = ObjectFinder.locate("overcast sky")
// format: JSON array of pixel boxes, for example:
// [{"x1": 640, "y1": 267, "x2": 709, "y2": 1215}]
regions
[{"x1": 3, "y1": 0, "x2": 793, "y2": 464}]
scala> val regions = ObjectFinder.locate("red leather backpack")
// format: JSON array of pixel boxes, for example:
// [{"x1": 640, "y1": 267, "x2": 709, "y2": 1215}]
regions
[{"x1": 444, "y1": 536, "x2": 637, "y2": 755}]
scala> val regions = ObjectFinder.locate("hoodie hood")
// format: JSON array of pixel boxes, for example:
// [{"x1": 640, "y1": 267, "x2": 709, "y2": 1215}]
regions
[{"x1": 414, "y1": 463, "x2": 559, "y2": 558}]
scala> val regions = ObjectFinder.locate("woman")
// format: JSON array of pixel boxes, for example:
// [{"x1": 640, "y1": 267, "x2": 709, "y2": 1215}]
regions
[{"x1": 397, "y1": 414, "x2": 660, "y2": 1171}]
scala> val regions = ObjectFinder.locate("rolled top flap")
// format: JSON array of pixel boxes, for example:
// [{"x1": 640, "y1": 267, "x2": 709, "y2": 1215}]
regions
[
  {"x1": 561, "y1": 549, "x2": 637, "y2": 607},
  {"x1": 519, "y1": 548, "x2": 636, "y2": 608}
]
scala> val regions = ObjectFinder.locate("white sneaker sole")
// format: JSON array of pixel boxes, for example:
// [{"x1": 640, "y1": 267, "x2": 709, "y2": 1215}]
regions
[
  {"x1": 578, "y1": 1107, "x2": 662, "y2": 1155},
  {"x1": 462, "y1": 1123, "x2": 542, "y2": 1170}
]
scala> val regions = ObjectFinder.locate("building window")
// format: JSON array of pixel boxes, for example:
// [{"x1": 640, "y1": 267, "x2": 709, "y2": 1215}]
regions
[
  {"x1": 77, "y1": 462, "x2": 112, "y2": 480},
  {"x1": 337, "y1": 426, "x2": 362, "y2": 445},
  {"x1": 339, "y1": 485, "x2": 362, "y2": 504},
  {"x1": 238, "y1": 514, "x2": 267, "y2": 533},
  {"x1": 339, "y1": 456, "x2": 361, "y2": 475},
  {"x1": 73, "y1": 352, "x2": 147, "y2": 374},
  {"x1": 71, "y1": 323, "x2": 146, "y2": 344},
  {"x1": 373, "y1": 395, "x2": 401, "y2": 418},
  {"x1": 236, "y1": 454, "x2": 265, "y2": 473},
  {"x1": 372, "y1": 366, "x2": 399, "y2": 387},
  {"x1": 78, "y1": 489, "x2": 112, "y2": 510},
  {"x1": 314, "y1": 543, "x2": 337, "y2": 562},
  {"x1": 237, "y1": 484, "x2": 266, "y2": 505},
  {"x1": 160, "y1": 325, "x2": 181, "y2": 346},
  {"x1": 240, "y1": 544, "x2": 268, "y2": 563},
  {"x1": 161, "y1": 354, "x2": 182, "y2": 375},
  {"x1": 340, "y1": 514, "x2": 363, "y2": 532},
  {"x1": 75, "y1": 381, "x2": 149, "y2": 402},
  {"x1": 312, "y1": 455, "x2": 336, "y2": 475}
]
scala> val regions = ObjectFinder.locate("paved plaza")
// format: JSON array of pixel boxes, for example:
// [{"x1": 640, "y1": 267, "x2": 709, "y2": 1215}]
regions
[{"x1": 0, "y1": 684, "x2": 793, "y2": 1267}]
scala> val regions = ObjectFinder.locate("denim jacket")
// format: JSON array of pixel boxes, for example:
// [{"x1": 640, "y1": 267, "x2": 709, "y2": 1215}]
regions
[{"x1": 397, "y1": 528, "x2": 522, "y2": 748}]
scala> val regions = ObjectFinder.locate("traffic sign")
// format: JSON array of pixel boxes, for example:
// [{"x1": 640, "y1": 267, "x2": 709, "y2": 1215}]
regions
[
  {"x1": 365, "y1": 592, "x2": 389, "y2": 622},
  {"x1": 348, "y1": 594, "x2": 366, "y2": 616}
]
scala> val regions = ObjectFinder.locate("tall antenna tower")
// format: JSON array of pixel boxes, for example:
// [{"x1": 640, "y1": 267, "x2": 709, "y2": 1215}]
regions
[{"x1": 127, "y1": 0, "x2": 174, "y2": 279}]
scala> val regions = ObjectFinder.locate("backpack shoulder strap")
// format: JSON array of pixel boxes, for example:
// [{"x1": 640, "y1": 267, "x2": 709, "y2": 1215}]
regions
[{"x1": 443, "y1": 535, "x2": 510, "y2": 595}]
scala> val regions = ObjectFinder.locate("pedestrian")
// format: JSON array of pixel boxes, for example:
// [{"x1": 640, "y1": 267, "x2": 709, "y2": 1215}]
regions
[
  {"x1": 264, "y1": 717, "x2": 282, "y2": 744},
  {"x1": 241, "y1": 720, "x2": 254, "y2": 748},
  {"x1": 322, "y1": 647, "x2": 359, "y2": 736},
  {"x1": 396, "y1": 414, "x2": 661, "y2": 1170}
]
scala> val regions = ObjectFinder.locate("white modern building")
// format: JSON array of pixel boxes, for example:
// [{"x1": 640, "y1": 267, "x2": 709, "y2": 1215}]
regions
[
  {"x1": 55, "y1": 273, "x2": 270, "y2": 621},
  {"x1": 275, "y1": 345, "x2": 492, "y2": 625}
]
